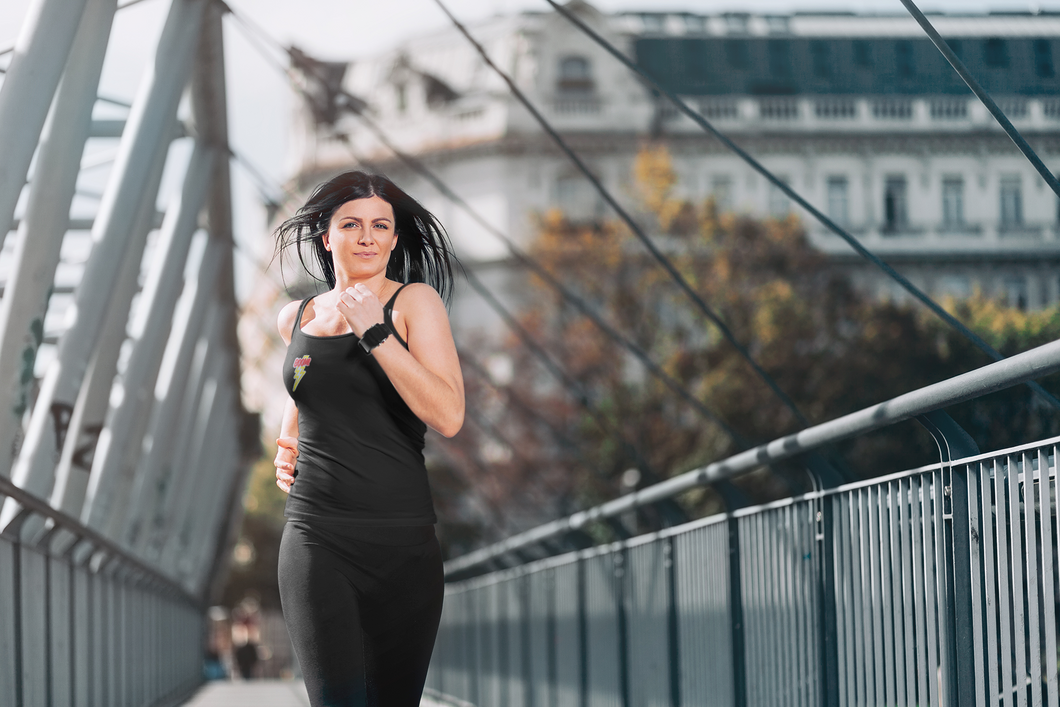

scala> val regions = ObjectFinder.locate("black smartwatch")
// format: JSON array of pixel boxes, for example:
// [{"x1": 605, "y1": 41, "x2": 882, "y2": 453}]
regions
[{"x1": 359, "y1": 323, "x2": 391, "y2": 354}]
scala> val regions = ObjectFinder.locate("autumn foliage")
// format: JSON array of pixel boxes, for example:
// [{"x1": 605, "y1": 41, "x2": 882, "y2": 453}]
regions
[{"x1": 439, "y1": 144, "x2": 1060, "y2": 552}]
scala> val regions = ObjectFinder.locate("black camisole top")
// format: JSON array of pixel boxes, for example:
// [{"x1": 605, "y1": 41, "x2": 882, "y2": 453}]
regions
[{"x1": 282, "y1": 285, "x2": 436, "y2": 526}]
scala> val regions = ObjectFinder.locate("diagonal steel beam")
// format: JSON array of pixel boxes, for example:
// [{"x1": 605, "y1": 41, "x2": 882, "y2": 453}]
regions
[
  {"x1": 0, "y1": 0, "x2": 91, "y2": 247},
  {"x1": 0, "y1": 0, "x2": 208, "y2": 534},
  {"x1": 0, "y1": 0, "x2": 116, "y2": 481}
]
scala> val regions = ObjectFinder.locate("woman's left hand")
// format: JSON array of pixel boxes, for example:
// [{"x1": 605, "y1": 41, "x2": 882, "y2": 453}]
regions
[{"x1": 335, "y1": 283, "x2": 384, "y2": 337}]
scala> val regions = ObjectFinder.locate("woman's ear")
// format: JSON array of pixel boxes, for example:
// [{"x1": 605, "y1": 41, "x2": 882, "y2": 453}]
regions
[
  {"x1": 389, "y1": 232, "x2": 399, "y2": 253},
  {"x1": 322, "y1": 234, "x2": 331, "y2": 252}
]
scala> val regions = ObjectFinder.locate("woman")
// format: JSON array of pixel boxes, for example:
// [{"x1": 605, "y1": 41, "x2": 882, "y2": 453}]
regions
[{"x1": 272, "y1": 171, "x2": 463, "y2": 706}]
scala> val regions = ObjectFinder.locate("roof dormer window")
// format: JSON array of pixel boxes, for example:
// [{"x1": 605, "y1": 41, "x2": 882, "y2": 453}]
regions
[{"x1": 557, "y1": 56, "x2": 594, "y2": 96}]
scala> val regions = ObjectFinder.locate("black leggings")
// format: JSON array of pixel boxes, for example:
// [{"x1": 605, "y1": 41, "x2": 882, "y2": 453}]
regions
[{"x1": 278, "y1": 520, "x2": 444, "y2": 707}]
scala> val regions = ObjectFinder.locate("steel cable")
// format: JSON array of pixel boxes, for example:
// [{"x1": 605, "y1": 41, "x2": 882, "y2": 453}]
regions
[
  {"x1": 430, "y1": 0, "x2": 816, "y2": 426},
  {"x1": 540, "y1": 0, "x2": 1060, "y2": 411}
]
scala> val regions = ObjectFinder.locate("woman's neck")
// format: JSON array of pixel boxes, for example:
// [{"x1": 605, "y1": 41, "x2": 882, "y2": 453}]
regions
[{"x1": 331, "y1": 272, "x2": 389, "y2": 298}]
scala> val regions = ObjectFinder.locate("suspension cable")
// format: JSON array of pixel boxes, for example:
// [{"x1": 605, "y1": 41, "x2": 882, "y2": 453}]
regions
[
  {"x1": 336, "y1": 118, "x2": 746, "y2": 443},
  {"x1": 540, "y1": 0, "x2": 1060, "y2": 411},
  {"x1": 429, "y1": 0, "x2": 817, "y2": 427},
  {"x1": 899, "y1": 0, "x2": 1060, "y2": 200}
]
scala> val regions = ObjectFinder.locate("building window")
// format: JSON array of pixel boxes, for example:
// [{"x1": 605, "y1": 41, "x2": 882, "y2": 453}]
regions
[
  {"x1": 826, "y1": 176, "x2": 849, "y2": 225},
  {"x1": 883, "y1": 176, "x2": 908, "y2": 233},
  {"x1": 557, "y1": 56, "x2": 594, "y2": 96},
  {"x1": 937, "y1": 275, "x2": 971, "y2": 300},
  {"x1": 725, "y1": 40, "x2": 749, "y2": 69},
  {"x1": 999, "y1": 175, "x2": 1023, "y2": 227},
  {"x1": 895, "y1": 41, "x2": 914, "y2": 78},
  {"x1": 724, "y1": 14, "x2": 749, "y2": 34},
  {"x1": 984, "y1": 38, "x2": 1009, "y2": 68},
  {"x1": 710, "y1": 176, "x2": 733, "y2": 212},
  {"x1": 1055, "y1": 172, "x2": 1060, "y2": 225},
  {"x1": 769, "y1": 176, "x2": 791, "y2": 217},
  {"x1": 555, "y1": 173, "x2": 602, "y2": 222},
  {"x1": 942, "y1": 177, "x2": 964, "y2": 228},
  {"x1": 395, "y1": 83, "x2": 407, "y2": 113},
  {"x1": 853, "y1": 40, "x2": 872, "y2": 68},
  {"x1": 1035, "y1": 39, "x2": 1055, "y2": 78},
  {"x1": 1003, "y1": 276, "x2": 1028, "y2": 310},
  {"x1": 768, "y1": 41, "x2": 791, "y2": 77},
  {"x1": 810, "y1": 41, "x2": 831, "y2": 77}
]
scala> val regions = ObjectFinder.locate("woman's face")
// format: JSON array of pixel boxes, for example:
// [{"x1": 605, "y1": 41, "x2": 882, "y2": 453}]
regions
[{"x1": 323, "y1": 196, "x2": 398, "y2": 279}]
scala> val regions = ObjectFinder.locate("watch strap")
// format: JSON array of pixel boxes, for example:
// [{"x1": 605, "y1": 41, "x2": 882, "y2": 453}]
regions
[{"x1": 359, "y1": 322, "x2": 391, "y2": 354}]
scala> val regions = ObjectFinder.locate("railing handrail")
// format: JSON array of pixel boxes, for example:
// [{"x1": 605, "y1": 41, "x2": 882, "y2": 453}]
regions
[
  {"x1": 444, "y1": 337, "x2": 1060, "y2": 576},
  {"x1": 0, "y1": 473, "x2": 200, "y2": 606}
]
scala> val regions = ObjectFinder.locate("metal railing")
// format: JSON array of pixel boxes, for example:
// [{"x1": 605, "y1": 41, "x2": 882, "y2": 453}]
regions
[
  {"x1": 429, "y1": 339, "x2": 1060, "y2": 706},
  {"x1": 0, "y1": 474, "x2": 203, "y2": 707}
]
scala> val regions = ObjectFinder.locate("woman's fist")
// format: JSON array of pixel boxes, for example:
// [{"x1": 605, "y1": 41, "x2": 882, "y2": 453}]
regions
[
  {"x1": 274, "y1": 436, "x2": 299, "y2": 494},
  {"x1": 335, "y1": 283, "x2": 384, "y2": 337}
]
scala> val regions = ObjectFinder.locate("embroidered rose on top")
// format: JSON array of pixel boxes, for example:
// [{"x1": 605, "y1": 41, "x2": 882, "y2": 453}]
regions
[{"x1": 292, "y1": 355, "x2": 312, "y2": 391}]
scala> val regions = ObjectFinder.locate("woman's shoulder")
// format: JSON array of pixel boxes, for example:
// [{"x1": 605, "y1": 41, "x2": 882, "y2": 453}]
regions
[
  {"x1": 277, "y1": 299, "x2": 306, "y2": 345},
  {"x1": 392, "y1": 282, "x2": 444, "y2": 312}
]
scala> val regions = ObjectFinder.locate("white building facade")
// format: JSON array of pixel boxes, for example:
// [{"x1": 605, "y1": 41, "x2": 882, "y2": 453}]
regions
[{"x1": 283, "y1": 3, "x2": 1060, "y2": 327}]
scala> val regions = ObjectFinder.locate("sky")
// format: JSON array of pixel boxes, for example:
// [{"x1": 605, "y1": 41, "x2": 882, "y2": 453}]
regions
[{"x1": 2, "y1": 0, "x2": 1059, "y2": 297}]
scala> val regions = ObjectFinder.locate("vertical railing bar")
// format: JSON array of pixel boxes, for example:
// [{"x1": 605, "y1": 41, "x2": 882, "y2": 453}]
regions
[
  {"x1": 817, "y1": 495, "x2": 840, "y2": 707},
  {"x1": 923, "y1": 474, "x2": 942, "y2": 707},
  {"x1": 522, "y1": 571, "x2": 533, "y2": 707},
  {"x1": 968, "y1": 463, "x2": 988, "y2": 707},
  {"x1": 1040, "y1": 447, "x2": 1058, "y2": 707},
  {"x1": 770, "y1": 512, "x2": 791, "y2": 706},
  {"x1": 868, "y1": 487, "x2": 886, "y2": 707},
  {"x1": 784, "y1": 508, "x2": 797, "y2": 707},
  {"x1": 855, "y1": 489, "x2": 872, "y2": 707},
  {"x1": 840, "y1": 493, "x2": 858, "y2": 707},
  {"x1": 1007, "y1": 455, "x2": 1028, "y2": 707},
  {"x1": 498, "y1": 578, "x2": 509, "y2": 707},
  {"x1": 837, "y1": 495, "x2": 854, "y2": 707},
  {"x1": 12, "y1": 537, "x2": 22, "y2": 707},
  {"x1": 910, "y1": 476, "x2": 930, "y2": 706},
  {"x1": 577, "y1": 554, "x2": 587, "y2": 707},
  {"x1": 616, "y1": 547, "x2": 631, "y2": 707},
  {"x1": 1021, "y1": 453, "x2": 1042, "y2": 707},
  {"x1": 762, "y1": 514, "x2": 780, "y2": 706},
  {"x1": 750, "y1": 515, "x2": 767, "y2": 707},
  {"x1": 665, "y1": 537, "x2": 680, "y2": 707},
  {"x1": 548, "y1": 569, "x2": 557, "y2": 707},
  {"x1": 899, "y1": 478, "x2": 917, "y2": 707},
  {"x1": 898, "y1": 0, "x2": 1060, "y2": 201},
  {"x1": 878, "y1": 484, "x2": 897, "y2": 707},
  {"x1": 795, "y1": 505, "x2": 812, "y2": 707},
  {"x1": 984, "y1": 459, "x2": 1003, "y2": 707},
  {"x1": 729, "y1": 517, "x2": 747, "y2": 707},
  {"x1": 791, "y1": 505, "x2": 810, "y2": 706},
  {"x1": 43, "y1": 546, "x2": 52, "y2": 707},
  {"x1": 68, "y1": 556, "x2": 75, "y2": 707},
  {"x1": 738, "y1": 518, "x2": 754, "y2": 707}
]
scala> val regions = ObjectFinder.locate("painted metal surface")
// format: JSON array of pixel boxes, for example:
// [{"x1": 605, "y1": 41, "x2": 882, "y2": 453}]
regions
[
  {"x1": 0, "y1": 0, "x2": 207, "y2": 533},
  {"x1": 0, "y1": 0, "x2": 116, "y2": 484},
  {"x1": 433, "y1": 435, "x2": 1060, "y2": 706}
]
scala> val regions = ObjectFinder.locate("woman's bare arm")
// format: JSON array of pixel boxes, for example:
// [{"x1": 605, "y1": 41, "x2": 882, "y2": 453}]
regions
[
  {"x1": 336, "y1": 283, "x2": 464, "y2": 437},
  {"x1": 275, "y1": 301, "x2": 301, "y2": 493}
]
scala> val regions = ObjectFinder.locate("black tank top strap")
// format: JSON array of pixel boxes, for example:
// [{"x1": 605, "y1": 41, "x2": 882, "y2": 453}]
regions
[
  {"x1": 292, "y1": 296, "x2": 314, "y2": 339},
  {"x1": 383, "y1": 283, "x2": 413, "y2": 348}
]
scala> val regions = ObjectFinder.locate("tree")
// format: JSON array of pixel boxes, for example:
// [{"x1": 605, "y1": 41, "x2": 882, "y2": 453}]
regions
[{"x1": 442, "y1": 143, "x2": 1060, "y2": 542}]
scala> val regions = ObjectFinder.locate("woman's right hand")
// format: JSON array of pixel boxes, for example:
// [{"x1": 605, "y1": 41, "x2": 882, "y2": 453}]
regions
[{"x1": 274, "y1": 436, "x2": 299, "y2": 494}]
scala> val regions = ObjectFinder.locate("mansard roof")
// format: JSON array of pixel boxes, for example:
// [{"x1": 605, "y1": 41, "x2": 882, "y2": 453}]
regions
[{"x1": 630, "y1": 16, "x2": 1060, "y2": 97}]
